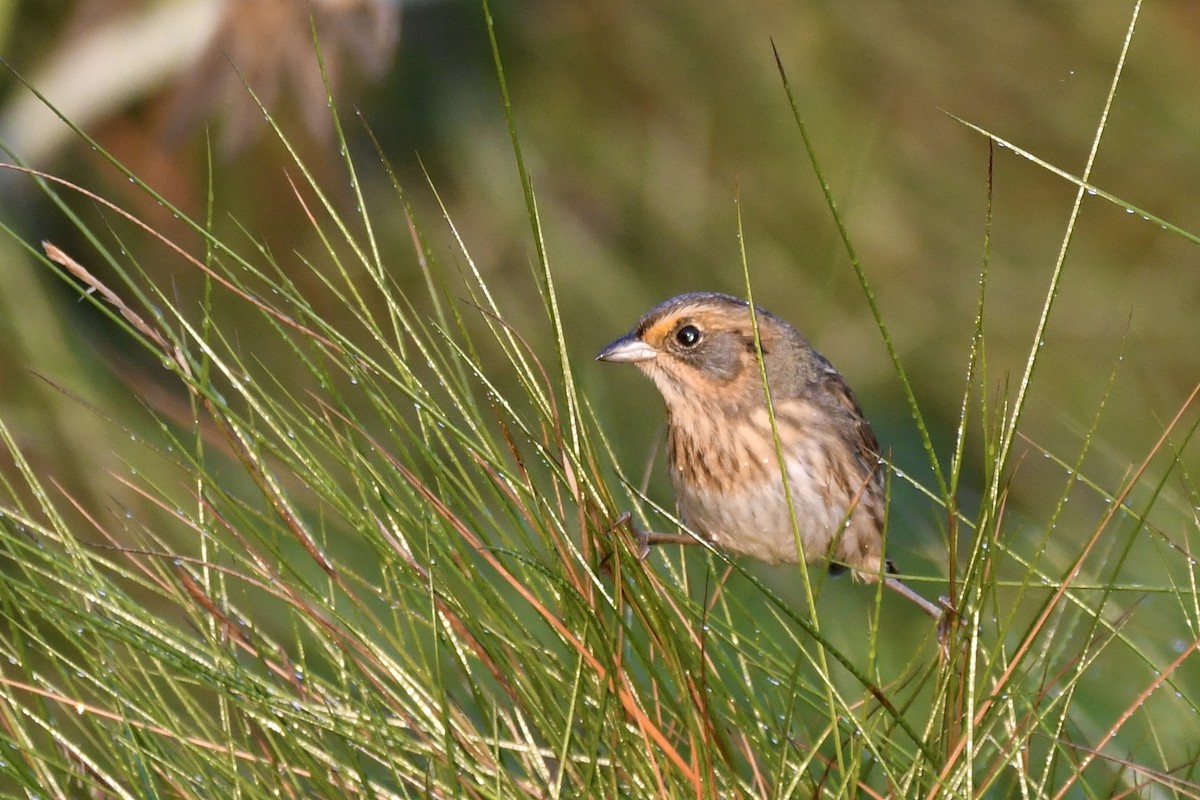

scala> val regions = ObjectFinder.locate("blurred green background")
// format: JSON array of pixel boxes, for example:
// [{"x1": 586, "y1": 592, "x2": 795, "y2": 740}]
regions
[{"x1": 1, "y1": 0, "x2": 1197, "y2": 603}]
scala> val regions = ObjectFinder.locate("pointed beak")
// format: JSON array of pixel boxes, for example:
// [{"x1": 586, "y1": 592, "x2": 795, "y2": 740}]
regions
[{"x1": 596, "y1": 333, "x2": 657, "y2": 363}]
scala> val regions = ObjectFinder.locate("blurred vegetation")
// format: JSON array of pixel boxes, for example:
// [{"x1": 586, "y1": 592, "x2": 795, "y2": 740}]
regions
[
  {"x1": 0, "y1": 0, "x2": 1197, "y2": 796},
  {"x1": 3, "y1": 1, "x2": 1198, "y2": 526}
]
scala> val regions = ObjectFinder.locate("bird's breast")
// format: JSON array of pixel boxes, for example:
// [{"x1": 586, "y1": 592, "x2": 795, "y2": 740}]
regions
[{"x1": 665, "y1": 405, "x2": 884, "y2": 566}]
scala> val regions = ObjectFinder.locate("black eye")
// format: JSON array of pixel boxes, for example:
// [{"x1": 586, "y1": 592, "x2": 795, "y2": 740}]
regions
[{"x1": 675, "y1": 324, "x2": 701, "y2": 348}]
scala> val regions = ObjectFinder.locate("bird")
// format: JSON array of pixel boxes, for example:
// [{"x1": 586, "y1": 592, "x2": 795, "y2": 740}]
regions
[{"x1": 596, "y1": 291, "x2": 943, "y2": 618}]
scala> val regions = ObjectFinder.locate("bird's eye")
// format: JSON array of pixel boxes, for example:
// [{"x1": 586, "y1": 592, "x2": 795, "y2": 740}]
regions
[{"x1": 674, "y1": 324, "x2": 701, "y2": 348}]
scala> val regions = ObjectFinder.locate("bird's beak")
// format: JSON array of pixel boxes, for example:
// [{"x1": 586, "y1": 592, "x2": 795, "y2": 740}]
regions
[{"x1": 596, "y1": 333, "x2": 657, "y2": 363}]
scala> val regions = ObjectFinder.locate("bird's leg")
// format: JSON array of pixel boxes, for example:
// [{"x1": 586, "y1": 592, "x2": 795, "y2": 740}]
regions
[
  {"x1": 607, "y1": 511, "x2": 696, "y2": 559},
  {"x1": 883, "y1": 562, "x2": 957, "y2": 655},
  {"x1": 882, "y1": 574, "x2": 945, "y2": 619}
]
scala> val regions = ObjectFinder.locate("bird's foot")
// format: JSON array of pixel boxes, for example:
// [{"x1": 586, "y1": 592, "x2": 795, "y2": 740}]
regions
[
  {"x1": 934, "y1": 596, "x2": 959, "y2": 660},
  {"x1": 883, "y1": 577, "x2": 962, "y2": 659},
  {"x1": 606, "y1": 511, "x2": 651, "y2": 559},
  {"x1": 606, "y1": 512, "x2": 697, "y2": 560}
]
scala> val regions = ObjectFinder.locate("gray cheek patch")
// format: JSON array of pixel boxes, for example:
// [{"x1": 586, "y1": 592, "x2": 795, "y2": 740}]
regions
[{"x1": 686, "y1": 331, "x2": 746, "y2": 383}]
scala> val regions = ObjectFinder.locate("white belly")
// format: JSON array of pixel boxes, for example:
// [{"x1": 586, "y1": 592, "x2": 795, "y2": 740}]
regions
[{"x1": 670, "y1": 456, "x2": 881, "y2": 569}]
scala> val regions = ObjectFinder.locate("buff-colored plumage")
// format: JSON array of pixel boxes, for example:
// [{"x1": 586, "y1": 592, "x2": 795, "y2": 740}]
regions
[{"x1": 599, "y1": 292, "x2": 940, "y2": 617}]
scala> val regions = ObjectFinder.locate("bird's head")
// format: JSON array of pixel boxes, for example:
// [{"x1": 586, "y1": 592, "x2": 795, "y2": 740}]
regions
[{"x1": 596, "y1": 292, "x2": 817, "y2": 411}]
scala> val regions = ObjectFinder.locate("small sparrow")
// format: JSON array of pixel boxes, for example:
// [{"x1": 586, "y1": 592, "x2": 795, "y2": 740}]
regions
[{"x1": 597, "y1": 292, "x2": 941, "y2": 618}]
